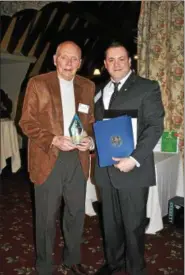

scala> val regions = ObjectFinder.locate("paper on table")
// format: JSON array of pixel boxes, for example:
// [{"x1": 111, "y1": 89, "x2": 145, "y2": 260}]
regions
[{"x1": 153, "y1": 137, "x2": 161, "y2": 152}]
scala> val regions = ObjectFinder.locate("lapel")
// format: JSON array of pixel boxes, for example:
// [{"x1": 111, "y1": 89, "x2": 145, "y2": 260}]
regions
[
  {"x1": 49, "y1": 72, "x2": 63, "y2": 134},
  {"x1": 73, "y1": 76, "x2": 84, "y2": 122},
  {"x1": 118, "y1": 72, "x2": 137, "y2": 95},
  {"x1": 74, "y1": 76, "x2": 82, "y2": 114},
  {"x1": 95, "y1": 79, "x2": 109, "y2": 120},
  {"x1": 110, "y1": 72, "x2": 137, "y2": 109}
]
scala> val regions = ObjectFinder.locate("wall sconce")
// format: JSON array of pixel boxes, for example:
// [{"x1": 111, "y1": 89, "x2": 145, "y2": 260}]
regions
[
  {"x1": 93, "y1": 68, "x2": 101, "y2": 75},
  {"x1": 133, "y1": 55, "x2": 138, "y2": 60}
]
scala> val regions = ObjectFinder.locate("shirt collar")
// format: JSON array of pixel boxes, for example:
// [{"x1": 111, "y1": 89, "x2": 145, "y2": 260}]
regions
[
  {"x1": 110, "y1": 70, "x2": 132, "y2": 87},
  {"x1": 57, "y1": 75, "x2": 74, "y2": 86}
]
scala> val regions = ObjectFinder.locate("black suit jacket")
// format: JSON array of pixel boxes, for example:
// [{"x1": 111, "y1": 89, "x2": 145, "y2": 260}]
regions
[{"x1": 94, "y1": 72, "x2": 165, "y2": 189}]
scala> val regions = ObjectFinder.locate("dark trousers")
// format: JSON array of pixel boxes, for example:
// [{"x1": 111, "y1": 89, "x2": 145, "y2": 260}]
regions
[
  {"x1": 97, "y1": 170, "x2": 149, "y2": 275},
  {"x1": 34, "y1": 151, "x2": 86, "y2": 275}
]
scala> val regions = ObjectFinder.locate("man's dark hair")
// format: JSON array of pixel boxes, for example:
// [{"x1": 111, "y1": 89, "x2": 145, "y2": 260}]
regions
[{"x1": 104, "y1": 41, "x2": 130, "y2": 58}]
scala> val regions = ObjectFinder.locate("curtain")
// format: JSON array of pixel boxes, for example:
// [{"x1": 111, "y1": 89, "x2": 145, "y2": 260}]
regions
[{"x1": 137, "y1": 1, "x2": 184, "y2": 158}]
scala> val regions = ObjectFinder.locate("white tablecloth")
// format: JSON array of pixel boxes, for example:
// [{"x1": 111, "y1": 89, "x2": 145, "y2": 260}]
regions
[
  {"x1": 146, "y1": 152, "x2": 184, "y2": 234},
  {"x1": 0, "y1": 119, "x2": 21, "y2": 173},
  {"x1": 85, "y1": 152, "x2": 184, "y2": 234}
]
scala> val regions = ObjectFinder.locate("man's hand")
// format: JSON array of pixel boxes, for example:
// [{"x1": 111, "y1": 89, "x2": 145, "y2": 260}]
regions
[
  {"x1": 52, "y1": 136, "x2": 76, "y2": 151},
  {"x1": 76, "y1": 136, "x2": 93, "y2": 152},
  {"x1": 112, "y1": 157, "x2": 136, "y2": 172}
]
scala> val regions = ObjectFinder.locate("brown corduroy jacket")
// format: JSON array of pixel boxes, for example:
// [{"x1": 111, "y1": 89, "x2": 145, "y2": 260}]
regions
[{"x1": 19, "y1": 71, "x2": 95, "y2": 184}]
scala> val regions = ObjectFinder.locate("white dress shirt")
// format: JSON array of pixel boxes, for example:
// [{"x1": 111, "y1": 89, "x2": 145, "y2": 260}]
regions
[
  {"x1": 58, "y1": 77, "x2": 75, "y2": 136},
  {"x1": 102, "y1": 70, "x2": 140, "y2": 167},
  {"x1": 103, "y1": 70, "x2": 132, "y2": 109}
]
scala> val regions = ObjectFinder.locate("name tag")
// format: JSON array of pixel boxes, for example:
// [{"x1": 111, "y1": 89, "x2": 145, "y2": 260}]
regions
[
  {"x1": 78, "y1": 103, "x2": 89, "y2": 114},
  {"x1": 94, "y1": 90, "x2": 102, "y2": 103}
]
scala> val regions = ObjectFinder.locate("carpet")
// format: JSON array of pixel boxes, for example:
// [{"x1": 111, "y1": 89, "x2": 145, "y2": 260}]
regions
[{"x1": 0, "y1": 168, "x2": 184, "y2": 275}]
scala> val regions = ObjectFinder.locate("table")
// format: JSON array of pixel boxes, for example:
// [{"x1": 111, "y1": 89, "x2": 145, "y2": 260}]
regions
[
  {"x1": 0, "y1": 119, "x2": 21, "y2": 173},
  {"x1": 146, "y1": 152, "x2": 184, "y2": 234},
  {"x1": 85, "y1": 152, "x2": 184, "y2": 234}
]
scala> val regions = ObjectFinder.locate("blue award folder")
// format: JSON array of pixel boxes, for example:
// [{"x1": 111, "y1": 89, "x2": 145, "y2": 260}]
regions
[{"x1": 93, "y1": 115, "x2": 134, "y2": 167}]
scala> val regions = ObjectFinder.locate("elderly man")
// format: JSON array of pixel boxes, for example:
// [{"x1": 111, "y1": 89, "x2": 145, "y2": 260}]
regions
[{"x1": 19, "y1": 41, "x2": 95, "y2": 275}]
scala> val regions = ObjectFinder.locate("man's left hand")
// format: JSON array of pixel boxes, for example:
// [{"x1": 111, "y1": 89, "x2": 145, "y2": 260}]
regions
[
  {"x1": 112, "y1": 157, "x2": 136, "y2": 172},
  {"x1": 76, "y1": 136, "x2": 93, "y2": 152}
]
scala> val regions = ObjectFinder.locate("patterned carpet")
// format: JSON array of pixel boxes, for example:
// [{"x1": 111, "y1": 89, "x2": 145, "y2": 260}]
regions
[{"x1": 0, "y1": 167, "x2": 184, "y2": 275}]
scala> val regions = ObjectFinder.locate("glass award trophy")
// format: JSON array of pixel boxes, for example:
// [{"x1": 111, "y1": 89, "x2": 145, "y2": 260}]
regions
[{"x1": 69, "y1": 114, "x2": 85, "y2": 145}]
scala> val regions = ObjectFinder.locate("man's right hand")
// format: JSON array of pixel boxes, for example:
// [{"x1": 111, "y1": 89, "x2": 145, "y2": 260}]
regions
[{"x1": 52, "y1": 136, "x2": 76, "y2": 151}]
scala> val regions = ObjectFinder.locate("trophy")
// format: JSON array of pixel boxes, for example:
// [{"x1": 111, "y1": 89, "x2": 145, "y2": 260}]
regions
[{"x1": 69, "y1": 114, "x2": 86, "y2": 145}]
